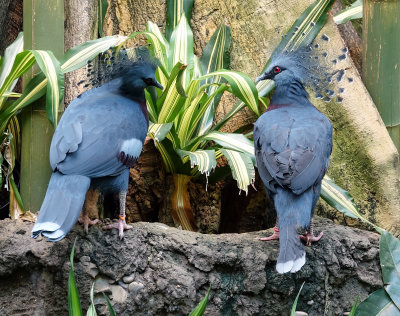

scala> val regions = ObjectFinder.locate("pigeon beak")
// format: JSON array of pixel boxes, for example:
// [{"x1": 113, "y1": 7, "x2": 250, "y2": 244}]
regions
[
  {"x1": 153, "y1": 80, "x2": 163, "y2": 90},
  {"x1": 255, "y1": 73, "x2": 272, "y2": 83}
]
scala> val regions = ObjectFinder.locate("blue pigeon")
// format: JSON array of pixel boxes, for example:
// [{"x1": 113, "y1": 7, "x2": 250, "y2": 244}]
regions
[
  {"x1": 31, "y1": 58, "x2": 163, "y2": 242},
  {"x1": 254, "y1": 48, "x2": 332, "y2": 273}
]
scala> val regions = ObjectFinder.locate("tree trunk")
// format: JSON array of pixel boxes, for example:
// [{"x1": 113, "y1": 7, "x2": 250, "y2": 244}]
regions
[
  {"x1": 0, "y1": 217, "x2": 382, "y2": 315},
  {"x1": 0, "y1": 0, "x2": 23, "y2": 57}
]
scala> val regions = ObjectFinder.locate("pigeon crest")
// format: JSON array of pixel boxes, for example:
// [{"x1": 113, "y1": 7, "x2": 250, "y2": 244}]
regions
[
  {"x1": 258, "y1": 33, "x2": 353, "y2": 104},
  {"x1": 78, "y1": 47, "x2": 160, "y2": 91}
]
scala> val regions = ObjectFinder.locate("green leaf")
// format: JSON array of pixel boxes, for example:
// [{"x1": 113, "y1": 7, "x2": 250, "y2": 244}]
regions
[
  {"x1": 198, "y1": 70, "x2": 259, "y2": 116},
  {"x1": 204, "y1": 131, "x2": 255, "y2": 158},
  {"x1": 157, "y1": 62, "x2": 188, "y2": 123},
  {"x1": 355, "y1": 289, "x2": 400, "y2": 316},
  {"x1": 380, "y1": 231, "x2": 400, "y2": 310},
  {"x1": 68, "y1": 238, "x2": 83, "y2": 316},
  {"x1": 177, "y1": 149, "x2": 217, "y2": 176},
  {"x1": 198, "y1": 20, "x2": 231, "y2": 135},
  {"x1": 165, "y1": 0, "x2": 194, "y2": 41},
  {"x1": 168, "y1": 14, "x2": 194, "y2": 85},
  {"x1": 148, "y1": 122, "x2": 173, "y2": 142},
  {"x1": 146, "y1": 22, "x2": 169, "y2": 73},
  {"x1": 102, "y1": 293, "x2": 115, "y2": 316},
  {"x1": 320, "y1": 175, "x2": 384, "y2": 234},
  {"x1": 291, "y1": 282, "x2": 305, "y2": 316},
  {"x1": 333, "y1": 0, "x2": 362, "y2": 25},
  {"x1": 97, "y1": 0, "x2": 109, "y2": 37},
  {"x1": 31, "y1": 50, "x2": 64, "y2": 128},
  {"x1": 9, "y1": 177, "x2": 24, "y2": 212},
  {"x1": 86, "y1": 283, "x2": 97, "y2": 316},
  {"x1": 268, "y1": 0, "x2": 335, "y2": 63},
  {"x1": 178, "y1": 83, "x2": 229, "y2": 146},
  {"x1": 61, "y1": 35, "x2": 128, "y2": 73},
  {"x1": 0, "y1": 32, "x2": 23, "y2": 99},
  {"x1": 189, "y1": 287, "x2": 211, "y2": 316},
  {"x1": 349, "y1": 296, "x2": 359, "y2": 316},
  {"x1": 0, "y1": 51, "x2": 36, "y2": 106},
  {"x1": 220, "y1": 149, "x2": 255, "y2": 194}
]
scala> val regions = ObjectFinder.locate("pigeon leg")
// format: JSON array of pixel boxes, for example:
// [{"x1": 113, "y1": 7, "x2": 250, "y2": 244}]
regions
[
  {"x1": 103, "y1": 191, "x2": 132, "y2": 239},
  {"x1": 78, "y1": 207, "x2": 99, "y2": 234},
  {"x1": 300, "y1": 219, "x2": 323, "y2": 246},
  {"x1": 260, "y1": 218, "x2": 280, "y2": 241}
]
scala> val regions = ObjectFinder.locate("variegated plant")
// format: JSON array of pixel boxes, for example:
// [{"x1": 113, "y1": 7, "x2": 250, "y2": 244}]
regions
[
  {"x1": 118, "y1": 0, "x2": 260, "y2": 231},
  {"x1": 0, "y1": 32, "x2": 128, "y2": 219}
]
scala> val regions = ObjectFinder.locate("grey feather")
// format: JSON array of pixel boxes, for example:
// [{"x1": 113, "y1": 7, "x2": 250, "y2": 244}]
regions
[{"x1": 254, "y1": 46, "x2": 333, "y2": 273}]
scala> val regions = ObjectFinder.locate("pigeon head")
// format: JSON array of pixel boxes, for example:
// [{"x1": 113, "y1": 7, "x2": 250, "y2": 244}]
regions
[
  {"x1": 256, "y1": 47, "x2": 316, "y2": 88},
  {"x1": 119, "y1": 60, "x2": 163, "y2": 91}
]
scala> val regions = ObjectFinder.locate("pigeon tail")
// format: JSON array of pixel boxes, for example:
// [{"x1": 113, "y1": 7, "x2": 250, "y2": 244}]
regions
[
  {"x1": 32, "y1": 172, "x2": 90, "y2": 242},
  {"x1": 274, "y1": 187, "x2": 313, "y2": 274}
]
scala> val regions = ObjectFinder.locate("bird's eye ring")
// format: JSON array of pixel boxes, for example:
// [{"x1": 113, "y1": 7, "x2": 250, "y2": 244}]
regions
[
  {"x1": 273, "y1": 66, "x2": 281, "y2": 74},
  {"x1": 143, "y1": 78, "x2": 153, "y2": 85}
]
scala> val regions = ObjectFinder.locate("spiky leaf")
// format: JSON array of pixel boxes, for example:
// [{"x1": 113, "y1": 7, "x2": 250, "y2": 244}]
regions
[
  {"x1": 320, "y1": 175, "x2": 384, "y2": 233},
  {"x1": 97, "y1": 0, "x2": 109, "y2": 36},
  {"x1": 220, "y1": 149, "x2": 255, "y2": 194},
  {"x1": 198, "y1": 20, "x2": 231, "y2": 135},
  {"x1": 291, "y1": 282, "x2": 305, "y2": 316},
  {"x1": 168, "y1": 14, "x2": 194, "y2": 85},
  {"x1": 86, "y1": 283, "x2": 97, "y2": 316},
  {"x1": 333, "y1": 0, "x2": 362, "y2": 25},
  {"x1": 177, "y1": 149, "x2": 217, "y2": 176},
  {"x1": 68, "y1": 239, "x2": 83, "y2": 316},
  {"x1": 204, "y1": 131, "x2": 255, "y2": 158},
  {"x1": 165, "y1": 0, "x2": 194, "y2": 41},
  {"x1": 148, "y1": 122, "x2": 173, "y2": 142},
  {"x1": 189, "y1": 287, "x2": 211, "y2": 316},
  {"x1": 31, "y1": 50, "x2": 64, "y2": 128}
]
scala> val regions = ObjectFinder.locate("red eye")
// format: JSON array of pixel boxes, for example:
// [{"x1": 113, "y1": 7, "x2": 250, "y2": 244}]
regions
[
  {"x1": 143, "y1": 78, "x2": 153, "y2": 85},
  {"x1": 273, "y1": 66, "x2": 281, "y2": 74}
]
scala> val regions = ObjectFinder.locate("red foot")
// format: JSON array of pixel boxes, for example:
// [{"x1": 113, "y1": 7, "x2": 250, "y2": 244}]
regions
[
  {"x1": 78, "y1": 216, "x2": 99, "y2": 234},
  {"x1": 300, "y1": 231, "x2": 323, "y2": 246},
  {"x1": 260, "y1": 227, "x2": 280, "y2": 241},
  {"x1": 103, "y1": 219, "x2": 133, "y2": 240}
]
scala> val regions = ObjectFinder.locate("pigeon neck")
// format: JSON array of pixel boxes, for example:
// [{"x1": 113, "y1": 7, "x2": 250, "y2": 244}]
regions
[
  {"x1": 118, "y1": 84, "x2": 149, "y2": 127},
  {"x1": 271, "y1": 78, "x2": 309, "y2": 105}
]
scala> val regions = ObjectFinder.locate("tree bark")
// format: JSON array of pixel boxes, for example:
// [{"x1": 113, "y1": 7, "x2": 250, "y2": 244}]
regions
[
  {"x1": 99, "y1": 0, "x2": 400, "y2": 235},
  {"x1": 0, "y1": 0, "x2": 23, "y2": 56},
  {"x1": 0, "y1": 217, "x2": 382, "y2": 315}
]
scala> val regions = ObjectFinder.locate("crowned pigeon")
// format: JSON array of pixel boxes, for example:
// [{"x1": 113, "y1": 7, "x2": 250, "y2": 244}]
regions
[
  {"x1": 32, "y1": 58, "x2": 163, "y2": 241},
  {"x1": 254, "y1": 48, "x2": 332, "y2": 273}
]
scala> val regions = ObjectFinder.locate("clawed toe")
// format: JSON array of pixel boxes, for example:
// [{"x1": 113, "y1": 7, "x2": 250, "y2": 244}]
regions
[
  {"x1": 260, "y1": 229, "x2": 280, "y2": 241},
  {"x1": 300, "y1": 231, "x2": 323, "y2": 246},
  {"x1": 103, "y1": 219, "x2": 132, "y2": 240},
  {"x1": 78, "y1": 216, "x2": 99, "y2": 234}
]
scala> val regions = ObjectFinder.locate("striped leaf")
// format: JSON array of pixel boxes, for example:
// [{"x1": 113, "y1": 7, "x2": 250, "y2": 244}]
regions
[
  {"x1": 204, "y1": 131, "x2": 255, "y2": 158},
  {"x1": 0, "y1": 32, "x2": 24, "y2": 106},
  {"x1": 157, "y1": 62, "x2": 188, "y2": 123},
  {"x1": 145, "y1": 89, "x2": 158, "y2": 122},
  {"x1": 291, "y1": 282, "x2": 305, "y2": 316},
  {"x1": 0, "y1": 51, "x2": 36, "y2": 107},
  {"x1": 31, "y1": 50, "x2": 64, "y2": 128},
  {"x1": 220, "y1": 149, "x2": 255, "y2": 194},
  {"x1": 268, "y1": 0, "x2": 335, "y2": 63},
  {"x1": 146, "y1": 22, "x2": 169, "y2": 71},
  {"x1": 198, "y1": 70, "x2": 259, "y2": 116},
  {"x1": 165, "y1": 0, "x2": 194, "y2": 41},
  {"x1": 86, "y1": 283, "x2": 97, "y2": 316},
  {"x1": 198, "y1": 20, "x2": 231, "y2": 135},
  {"x1": 61, "y1": 35, "x2": 128, "y2": 73},
  {"x1": 333, "y1": 0, "x2": 362, "y2": 25},
  {"x1": 168, "y1": 14, "x2": 194, "y2": 85},
  {"x1": 320, "y1": 175, "x2": 384, "y2": 233},
  {"x1": 148, "y1": 122, "x2": 173, "y2": 142},
  {"x1": 177, "y1": 149, "x2": 217, "y2": 176},
  {"x1": 178, "y1": 84, "x2": 229, "y2": 146}
]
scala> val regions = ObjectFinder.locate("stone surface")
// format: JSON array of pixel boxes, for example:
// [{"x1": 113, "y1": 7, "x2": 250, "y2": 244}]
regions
[{"x1": 0, "y1": 218, "x2": 382, "y2": 315}]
